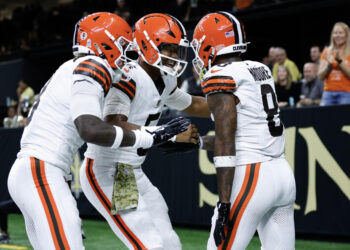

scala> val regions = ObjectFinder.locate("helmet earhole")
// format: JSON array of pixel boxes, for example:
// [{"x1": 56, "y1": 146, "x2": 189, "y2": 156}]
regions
[{"x1": 141, "y1": 40, "x2": 147, "y2": 51}]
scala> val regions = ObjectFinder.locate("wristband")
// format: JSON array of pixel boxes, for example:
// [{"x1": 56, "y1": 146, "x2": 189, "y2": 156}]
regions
[
  {"x1": 133, "y1": 129, "x2": 153, "y2": 148},
  {"x1": 111, "y1": 126, "x2": 124, "y2": 149},
  {"x1": 198, "y1": 136, "x2": 203, "y2": 149},
  {"x1": 327, "y1": 63, "x2": 332, "y2": 70},
  {"x1": 213, "y1": 156, "x2": 236, "y2": 168}
]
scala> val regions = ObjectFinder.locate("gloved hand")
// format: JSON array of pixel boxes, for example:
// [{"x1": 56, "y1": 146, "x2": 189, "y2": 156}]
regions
[
  {"x1": 146, "y1": 117, "x2": 190, "y2": 145},
  {"x1": 213, "y1": 201, "x2": 231, "y2": 247},
  {"x1": 157, "y1": 141, "x2": 199, "y2": 155}
]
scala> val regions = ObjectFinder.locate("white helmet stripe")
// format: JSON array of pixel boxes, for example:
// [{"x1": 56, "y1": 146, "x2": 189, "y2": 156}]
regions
[{"x1": 219, "y1": 11, "x2": 244, "y2": 44}]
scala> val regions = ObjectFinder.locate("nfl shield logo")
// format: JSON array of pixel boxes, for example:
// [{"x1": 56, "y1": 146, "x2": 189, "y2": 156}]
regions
[{"x1": 225, "y1": 30, "x2": 235, "y2": 38}]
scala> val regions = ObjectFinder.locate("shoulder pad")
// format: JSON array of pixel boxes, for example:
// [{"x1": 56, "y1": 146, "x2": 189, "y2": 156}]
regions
[{"x1": 73, "y1": 57, "x2": 112, "y2": 96}]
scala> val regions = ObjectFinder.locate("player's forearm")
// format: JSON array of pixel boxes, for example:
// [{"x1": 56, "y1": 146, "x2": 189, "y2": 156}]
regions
[
  {"x1": 201, "y1": 135, "x2": 215, "y2": 151},
  {"x1": 207, "y1": 93, "x2": 237, "y2": 202},
  {"x1": 182, "y1": 96, "x2": 211, "y2": 117},
  {"x1": 216, "y1": 167, "x2": 235, "y2": 203},
  {"x1": 105, "y1": 114, "x2": 140, "y2": 130},
  {"x1": 74, "y1": 114, "x2": 136, "y2": 147}
]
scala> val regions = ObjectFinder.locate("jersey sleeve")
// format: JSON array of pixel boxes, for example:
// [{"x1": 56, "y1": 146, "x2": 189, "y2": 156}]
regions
[
  {"x1": 73, "y1": 58, "x2": 112, "y2": 97},
  {"x1": 165, "y1": 87, "x2": 192, "y2": 110},
  {"x1": 103, "y1": 86, "x2": 131, "y2": 118},
  {"x1": 111, "y1": 77, "x2": 136, "y2": 101},
  {"x1": 70, "y1": 79, "x2": 104, "y2": 121},
  {"x1": 201, "y1": 71, "x2": 236, "y2": 96}
]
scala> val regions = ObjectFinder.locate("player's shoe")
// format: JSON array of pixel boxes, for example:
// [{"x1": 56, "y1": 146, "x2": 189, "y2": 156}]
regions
[{"x1": 0, "y1": 233, "x2": 11, "y2": 243}]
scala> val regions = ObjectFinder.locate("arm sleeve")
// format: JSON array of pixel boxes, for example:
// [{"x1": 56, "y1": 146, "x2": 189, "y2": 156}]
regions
[
  {"x1": 165, "y1": 87, "x2": 192, "y2": 110},
  {"x1": 103, "y1": 87, "x2": 131, "y2": 117},
  {"x1": 201, "y1": 74, "x2": 236, "y2": 96},
  {"x1": 70, "y1": 79, "x2": 104, "y2": 121}
]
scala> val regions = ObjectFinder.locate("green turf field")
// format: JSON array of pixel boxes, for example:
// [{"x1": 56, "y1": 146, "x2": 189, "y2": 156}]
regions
[{"x1": 1, "y1": 214, "x2": 349, "y2": 249}]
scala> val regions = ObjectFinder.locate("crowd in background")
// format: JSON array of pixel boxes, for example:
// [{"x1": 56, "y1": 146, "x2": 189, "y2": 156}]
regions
[
  {"x1": 1, "y1": 0, "x2": 350, "y2": 128},
  {"x1": 259, "y1": 21, "x2": 350, "y2": 108},
  {"x1": 0, "y1": 0, "x2": 290, "y2": 57}
]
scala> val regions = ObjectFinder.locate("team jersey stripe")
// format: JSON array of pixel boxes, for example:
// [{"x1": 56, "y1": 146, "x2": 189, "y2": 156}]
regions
[
  {"x1": 85, "y1": 159, "x2": 145, "y2": 250},
  {"x1": 201, "y1": 79, "x2": 236, "y2": 88},
  {"x1": 80, "y1": 60, "x2": 112, "y2": 85},
  {"x1": 220, "y1": 163, "x2": 261, "y2": 250},
  {"x1": 73, "y1": 59, "x2": 112, "y2": 96},
  {"x1": 202, "y1": 86, "x2": 236, "y2": 95},
  {"x1": 201, "y1": 76, "x2": 236, "y2": 95},
  {"x1": 86, "y1": 59, "x2": 112, "y2": 82},
  {"x1": 30, "y1": 158, "x2": 70, "y2": 250},
  {"x1": 112, "y1": 81, "x2": 135, "y2": 101}
]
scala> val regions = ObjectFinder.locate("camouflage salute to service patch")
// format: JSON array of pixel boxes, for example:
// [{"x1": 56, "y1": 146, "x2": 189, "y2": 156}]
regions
[{"x1": 111, "y1": 163, "x2": 139, "y2": 214}]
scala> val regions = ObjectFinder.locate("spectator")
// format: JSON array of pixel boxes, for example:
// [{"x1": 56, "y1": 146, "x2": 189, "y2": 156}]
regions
[
  {"x1": 297, "y1": 62, "x2": 324, "y2": 107},
  {"x1": 319, "y1": 22, "x2": 350, "y2": 105},
  {"x1": 263, "y1": 46, "x2": 277, "y2": 70},
  {"x1": 3, "y1": 106, "x2": 24, "y2": 128},
  {"x1": 113, "y1": 0, "x2": 131, "y2": 23},
  {"x1": 235, "y1": 0, "x2": 253, "y2": 10},
  {"x1": 272, "y1": 47, "x2": 302, "y2": 82},
  {"x1": 16, "y1": 80, "x2": 35, "y2": 117},
  {"x1": 310, "y1": 45, "x2": 322, "y2": 66},
  {"x1": 275, "y1": 65, "x2": 301, "y2": 108}
]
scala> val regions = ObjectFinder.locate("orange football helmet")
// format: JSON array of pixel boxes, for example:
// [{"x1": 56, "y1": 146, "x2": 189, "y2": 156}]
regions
[
  {"x1": 191, "y1": 11, "x2": 249, "y2": 76},
  {"x1": 73, "y1": 12, "x2": 132, "y2": 69},
  {"x1": 133, "y1": 13, "x2": 189, "y2": 77}
]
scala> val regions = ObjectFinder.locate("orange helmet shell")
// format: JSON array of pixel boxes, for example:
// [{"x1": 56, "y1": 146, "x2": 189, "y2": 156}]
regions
[
  {"x1": 73, "y1": 12, "x2": 132, "y2": 69},
  {"x1": 192, "y1": 12, "x2": 248, "y2": 73},
  {"x1": 133, "y1": 13, "x2": 188, "y2": 65}
]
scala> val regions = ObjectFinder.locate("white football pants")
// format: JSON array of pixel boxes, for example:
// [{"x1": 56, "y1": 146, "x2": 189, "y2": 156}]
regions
[
  {"x1": 207, "y1": 158, "x2": 296, "y2": 250},
  {"x1": 8, "y1": 157, "x2": 84, "y2": 250},
  {"x1": 80, "y1": 158, "x2": 181, "y2": 250}
]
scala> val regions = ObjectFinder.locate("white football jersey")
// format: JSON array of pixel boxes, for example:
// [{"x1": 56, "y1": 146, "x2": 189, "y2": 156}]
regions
[
  {"x1": 85, "y1": 62, "x2": 192, "y2": 167},
  {"x1": 201, "y1": 60, "x2": 285, "y2": 165},
  {"x1": 18, "y1": 55, "x2": 115, "y2": 173}
]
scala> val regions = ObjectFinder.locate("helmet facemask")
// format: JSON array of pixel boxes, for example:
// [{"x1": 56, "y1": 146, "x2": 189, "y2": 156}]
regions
[
  {"x1": 135, "y1": 30, "x2": 188, "y2": 77},
  {"x1": 191, "y1": 35, "x2": 215, "y2": 79},
  {"x1": 157, "y1": 43, "x2": 188, "y2": 77},
  {"x1": 104, "y1": 30, "x2": 133, "y2": 70}
]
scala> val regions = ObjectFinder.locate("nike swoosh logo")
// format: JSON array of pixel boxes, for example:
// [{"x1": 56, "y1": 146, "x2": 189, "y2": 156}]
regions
[{"x1": 211, "y1": 69, "x2": 222, "y2": 73}]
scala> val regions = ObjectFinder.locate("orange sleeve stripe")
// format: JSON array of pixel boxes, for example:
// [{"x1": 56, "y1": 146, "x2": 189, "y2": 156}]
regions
[
  {"x1": 75, "y1": 67, "x2": 107, "y2": 90},
  {"x1": 123, "y1": 81, "x2": 136, "y2": 91},
  {"x1": 80, "y1": 61, "x2": 111, "y2": 84},
  {"x1": 116, "y1": 82, "x2": 135, "y2": 99},
  {"x1": 201, "y1": 79, "x2": 236, "y2": 87},
  {"x1": 203, "y1": 86, "x2": 236, "y2": 94}
]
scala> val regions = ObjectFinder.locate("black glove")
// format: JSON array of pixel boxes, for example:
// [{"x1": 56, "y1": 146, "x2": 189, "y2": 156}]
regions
[
  {"x1": 157, "y1": 141, "x2": 199, "y2": 155},
  {"x1": 213, "y1": 201, "x2": 231, "y2": 247},
  {"x1": 146, "y1": 117, "x2": 190, "y2": 145}
]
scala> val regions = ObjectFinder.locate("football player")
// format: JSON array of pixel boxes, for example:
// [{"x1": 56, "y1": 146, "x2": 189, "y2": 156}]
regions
[
  {"x1": 79, "y1": 13, "x2": 210, "y2": 249},
  {"x1": 7, "y1": 12, "x2": 188, "y2": 250},
  {"x1": 191, "y1": 12, "x2": 296, "y2": 250}
]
